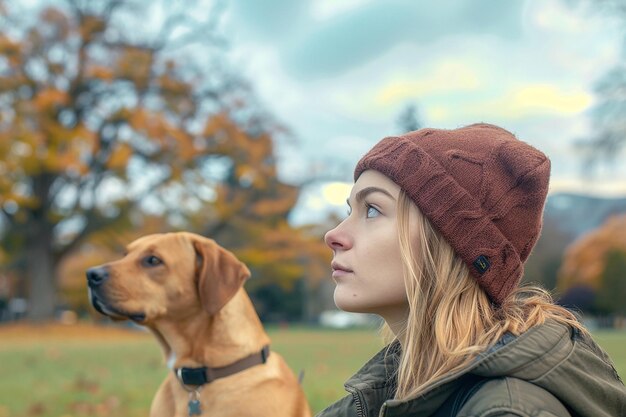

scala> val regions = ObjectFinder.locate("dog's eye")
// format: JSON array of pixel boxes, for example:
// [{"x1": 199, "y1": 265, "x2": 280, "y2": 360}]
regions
[{"x1": 142, "y1": 255, "x2": 163, "y2": 267}]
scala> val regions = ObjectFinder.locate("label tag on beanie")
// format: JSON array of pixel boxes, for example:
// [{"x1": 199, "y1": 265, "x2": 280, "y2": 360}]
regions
[{"x1": 473, "y1": 255, "x2": 490, "y2": 274}]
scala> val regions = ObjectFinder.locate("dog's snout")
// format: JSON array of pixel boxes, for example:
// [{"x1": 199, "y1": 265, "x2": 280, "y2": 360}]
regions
[{"x1": 86, "y1": 267, "x2": 109, "y2": 288}]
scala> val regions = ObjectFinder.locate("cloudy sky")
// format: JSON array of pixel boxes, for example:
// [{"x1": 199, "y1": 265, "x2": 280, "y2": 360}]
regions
[{"x1": 221, "y1": 0, "x2": 624, "y2": 225}]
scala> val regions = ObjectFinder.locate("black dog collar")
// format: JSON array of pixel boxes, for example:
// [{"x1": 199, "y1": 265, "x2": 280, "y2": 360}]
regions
[{"x1": 175, "y1": 345, "x2": 270, "y2": 386}]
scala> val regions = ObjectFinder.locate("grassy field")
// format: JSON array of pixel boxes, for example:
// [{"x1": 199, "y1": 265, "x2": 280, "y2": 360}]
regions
[{"x1": 0, "y1": 323, "x2": 623, "y2": 417}]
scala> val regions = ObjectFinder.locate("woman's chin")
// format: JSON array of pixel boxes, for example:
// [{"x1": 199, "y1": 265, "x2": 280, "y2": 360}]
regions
[{"x1": 333, "y1": 289, "x2": 367, "y2": 314}]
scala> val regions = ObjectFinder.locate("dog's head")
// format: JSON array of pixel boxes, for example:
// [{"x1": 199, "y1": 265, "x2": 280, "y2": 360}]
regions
[{"x1": 86, "y1": 232, "x2": 250, "y2": 323}]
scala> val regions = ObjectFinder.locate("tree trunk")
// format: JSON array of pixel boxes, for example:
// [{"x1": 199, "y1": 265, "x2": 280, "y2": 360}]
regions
[
  {"x1": 26, "y1": 232, "x2": 57, "y2": 321},
  {"x1": 26, "y1": 172, "x2": 57, "y2": 321}
]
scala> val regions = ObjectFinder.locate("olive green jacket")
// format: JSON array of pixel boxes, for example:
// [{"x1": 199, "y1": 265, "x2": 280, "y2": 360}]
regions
[{"x1": 316, "y1": 320, "x2": 626, "y2": 417}]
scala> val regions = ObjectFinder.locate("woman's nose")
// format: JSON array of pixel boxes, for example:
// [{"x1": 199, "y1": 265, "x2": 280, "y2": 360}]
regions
[{"x1": 324, "y1": 222, "x2": 352, "y2": 251}]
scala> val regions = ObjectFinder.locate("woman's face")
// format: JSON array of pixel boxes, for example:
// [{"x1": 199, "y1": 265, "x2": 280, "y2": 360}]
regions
[{"x1": 324, "y1": 170, "x2": 417, "y2": 323}]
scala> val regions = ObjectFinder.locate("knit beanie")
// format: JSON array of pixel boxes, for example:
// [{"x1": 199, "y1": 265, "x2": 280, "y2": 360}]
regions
[{"x1": 354, "y1": 123, "x2": 551, "y2": 304}]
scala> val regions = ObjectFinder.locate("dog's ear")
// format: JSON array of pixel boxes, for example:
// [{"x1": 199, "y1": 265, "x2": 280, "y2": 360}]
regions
[{"x1": 191, "y1": 236, "x2": 251, "y2": 315}]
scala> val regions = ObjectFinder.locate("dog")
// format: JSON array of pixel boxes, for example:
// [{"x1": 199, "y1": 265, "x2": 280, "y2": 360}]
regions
[{"x1": 86, "y1": 232, "x2": 311, "y2": 417}]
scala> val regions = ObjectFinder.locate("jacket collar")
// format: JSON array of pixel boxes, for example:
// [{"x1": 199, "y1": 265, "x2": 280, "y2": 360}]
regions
[
  {"x1": 339, "y1": 320, "x2": 623, "y2": 417},
  {"x1": 345, "y1": 342, "x2": 400, "y2": 390},
  {"x1": 355, "y1": 321, "x2": 582, "y2": 417},
  {"x1": 342, "y1": 342, "x2": 399, "y2": 417},
  {"x1": 345, "y1": 331, "x2": 522, "y2": 417}
]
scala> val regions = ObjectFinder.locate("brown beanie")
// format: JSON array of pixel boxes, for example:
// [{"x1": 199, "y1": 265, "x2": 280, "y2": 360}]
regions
[{"x1": 354, "y1": 123, "x2": 551, "y2": 304}]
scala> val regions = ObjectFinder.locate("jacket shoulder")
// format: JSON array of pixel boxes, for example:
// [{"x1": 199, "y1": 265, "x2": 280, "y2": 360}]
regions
[
  {"x1": 315, "y1": 394, "x2": 358, "y2": 417},
  {"x1": 458, "y1": 377, "x2": 572, "y2": 417}
]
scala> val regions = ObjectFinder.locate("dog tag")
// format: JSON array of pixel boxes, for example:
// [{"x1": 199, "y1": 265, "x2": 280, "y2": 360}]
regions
[
  {"x1": 188, "y1": 399, "x2": 201, "y2": 416},
  {"x1": 188, "y1": 390, "x2": 202, "y2": 416}
]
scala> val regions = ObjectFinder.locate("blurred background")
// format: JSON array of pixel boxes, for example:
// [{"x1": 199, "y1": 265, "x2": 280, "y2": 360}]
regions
[
  {"x1": 0, "y1": 0, "x2": 625, "y2": 415},
  {"x1": 0, "y1": 0, "x2": 624, "y2": 326}
]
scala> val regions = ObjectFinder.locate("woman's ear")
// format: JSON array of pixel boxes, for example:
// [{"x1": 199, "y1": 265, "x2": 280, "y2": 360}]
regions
[{"x1": 191, "y1": 235, "x2": 251, "y2": 315}]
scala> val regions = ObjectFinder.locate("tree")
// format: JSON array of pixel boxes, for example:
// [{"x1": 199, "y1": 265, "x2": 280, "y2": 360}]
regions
[
  {"x1": 557, "y1": 214, "x2": 626, "y2": 315},
  {"x1": 557, "y1": 285, "x2": 596, "y2": 313},
  {"x1": 0, "y1": 0, "x2": 328, "y2": 321},
  {"x1": 522, "y1": 211, "x2": 574, "y2": 290},
  {"x1": 176, "y1": 114, "x2": 332, "y2": 321},
  {"x1": 576, "y1": 0, "x2": 626, "y2": 167},
  {"x1": 596, "y1": 250, "x2": 626, "y2": 315},
  {"x1": 578, "y1": 65, "x2": 626, "y2": 169},
  {"x1": 396, "y1": 103, "x2": 422, "y2": 133}
]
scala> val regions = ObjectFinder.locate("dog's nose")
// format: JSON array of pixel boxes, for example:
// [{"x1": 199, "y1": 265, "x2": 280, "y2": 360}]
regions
[{"x1": 86, "y1": 267, "x2": 109, "y2": 288}]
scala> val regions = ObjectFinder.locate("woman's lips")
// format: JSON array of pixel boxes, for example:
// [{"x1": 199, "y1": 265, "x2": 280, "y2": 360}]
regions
[{"x1": 331, "y1": 262, "x2": 353, "y2": 278}]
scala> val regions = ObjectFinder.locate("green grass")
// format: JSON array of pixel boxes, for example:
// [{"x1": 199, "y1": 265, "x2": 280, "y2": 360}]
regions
[
  {"x1": 0, "y1": 336, "x2": 165, "y2": 417},
  {"x1": 0, "y1": 324, "x2": 624, "y2": 417},
  {"x1": 0, "y1": 324, "x2": 383, "y2": 417},
  {"x1": 266, "y1": 326, "x2": 384, "y2": 411}
]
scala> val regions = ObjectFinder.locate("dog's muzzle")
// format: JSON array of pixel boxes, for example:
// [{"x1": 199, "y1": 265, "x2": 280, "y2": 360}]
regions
[
  {"x1": 86, "y1": 266, "x2": 110, "y2": 316},
  {"x1": 86, "y1": 266, "x2": 109, "y2": 289},
  {"x1": 86, "y1": 266, "x2": 146, "y2": 322}
]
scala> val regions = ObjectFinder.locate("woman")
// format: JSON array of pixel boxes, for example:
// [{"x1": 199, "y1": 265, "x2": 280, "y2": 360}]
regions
[{"x1": 320, "y1": 124, "x2": 626, "y2": 417}]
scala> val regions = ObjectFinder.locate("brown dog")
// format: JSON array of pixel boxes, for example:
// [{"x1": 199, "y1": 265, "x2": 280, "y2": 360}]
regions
[{"x1": 86, "y1": 232, "x2": 311, "y2": 417}]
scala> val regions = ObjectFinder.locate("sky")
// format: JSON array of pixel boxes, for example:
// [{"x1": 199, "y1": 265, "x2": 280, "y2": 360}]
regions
[{"x1": 221, "y1": 0, "x2": 624, "y2": 225}]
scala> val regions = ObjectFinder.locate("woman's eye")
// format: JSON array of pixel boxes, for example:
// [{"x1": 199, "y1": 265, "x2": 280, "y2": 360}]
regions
[
  {"x1": 143, "y1": 255, "x2": 163, "y2": 267},
  {"x1": 366, "y1": 204, "x2": 380, "y2": 218}
]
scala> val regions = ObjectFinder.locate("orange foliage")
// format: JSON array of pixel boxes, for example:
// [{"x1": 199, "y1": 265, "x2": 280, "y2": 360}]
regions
[
  {"x1": 40, "y1": 7, "x2": 70, "y2": 38},
  {"x1": 79, "y1": 15, "x2": 106, "y2": 39},
  {"x1": 33, "y1": 88, "x2": 69, "y2": 110},
  {"x1": 86, "y1": 65, "x2": 115, "y2": 82},
  {"x1": 0, "y1": 34, "x2": 22, "y2": 67},
  {"x1": 558, "y1": 214, "x2": 626, "y2": 292},
  {"x1": 106, "y1": 142, "x2": 133, "y2": 170},
  {"x1": 115, "y1": 47, "x2": 153, "y2": 89},
  {"x1": 0, "y1": 2, "x2": 326, "y2": 320}
]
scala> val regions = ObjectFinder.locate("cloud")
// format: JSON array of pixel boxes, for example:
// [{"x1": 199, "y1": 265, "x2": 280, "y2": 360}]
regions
[
  {"x1": 428, "y1": 84, "x2": 593, "y2": 122},
  {"x1": 321, "y1": 182, "x2": 353, "y2": 205},
  {"x1": 374, "y1": 59, "x2": 482, "y2": 106},
  {"x1": 550, "y1": 177, "x2": 626, "y2": 197},
  {"x1": 525, "y1": 0, "x2": 612, "y2": 35},
  {"x1": 317, "y1": 25, "x2": 600, "y2": 125},
  {"x1": 311, "y1": 0, "x2": 374, "y2": 20},
  {"x1": 508, "y1": 85, "x2": 592, "y2": 115},
  {"x1": 227, "y1": 0, "x2": 309, "y2": 40},
  {"x1": 288, "y1": 181, "x2": 352, "y2": 226},
  {"x1": 281, "y1": 0, "x2": 524, "y2": 79},
  {"x1": 225, "y1": 0, "x2": 622, "y2": 207}
]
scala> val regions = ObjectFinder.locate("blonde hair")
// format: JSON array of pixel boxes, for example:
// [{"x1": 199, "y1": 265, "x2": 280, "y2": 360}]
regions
[{"x1": 390, "y1": 191, "x2": 586, "y2": 399}]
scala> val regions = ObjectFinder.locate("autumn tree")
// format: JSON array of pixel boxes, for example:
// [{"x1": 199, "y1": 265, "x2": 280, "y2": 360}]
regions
[
  {"x1": 0, "y1": 0, "x2": 328, "y2": 321},
  {"x1": 557, "y1": 214, "x2": 626, "y2": 314},
  {"x1": 190, "y1": 115, "x2": 333, "y2": 321},
  {"x1": 596, "y1": 250, "x2": 626, "y2": 315},
  {"x1": 57, "y1": 116, "x2": 331, "y2": 321}
]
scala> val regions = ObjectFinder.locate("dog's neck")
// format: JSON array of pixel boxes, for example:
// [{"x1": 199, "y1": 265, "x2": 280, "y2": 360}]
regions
[{"x1": 149, "y1": 288, "x2": 271, "y2": 369}]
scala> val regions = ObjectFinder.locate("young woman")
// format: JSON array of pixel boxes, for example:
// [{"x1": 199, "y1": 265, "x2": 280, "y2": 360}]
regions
[{"x1": 320, "y1": 124, "x2": 626, "y2": 417}]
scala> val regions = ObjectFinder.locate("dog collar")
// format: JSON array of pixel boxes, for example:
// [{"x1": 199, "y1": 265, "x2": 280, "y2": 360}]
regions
[
  {"x1": 174, "y1": 345, "x2": 270, "y2": 386},
  {"x1": 175, "y1": 345, "x2": 270, "y2": 416}
]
